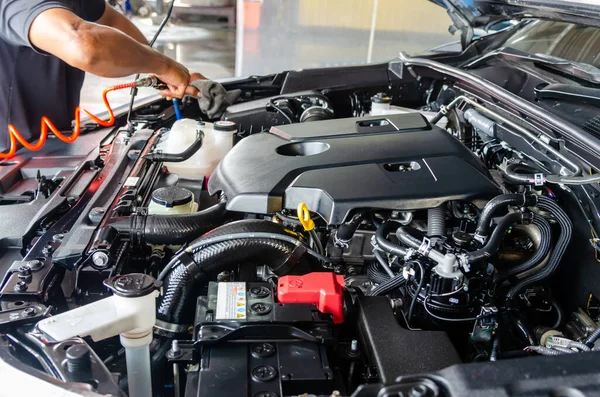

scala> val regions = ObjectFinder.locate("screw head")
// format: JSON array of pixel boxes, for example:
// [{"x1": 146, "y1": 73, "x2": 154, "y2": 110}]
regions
[
  {"x1": 251, "y1": 365, "x2": 277, "y2": 382},
  {"x1": 18, "y1": 266, "x2": 32, "y2": 279},
  {"x1": 23, "y1": 307, "x2": 36, "y2": 316},
  {"x1": 14, "y1": 281, "x2": 27, "y2": 291},
  {"x1": 52, "y1": 234, "x2": 64, "y2": 242},
  {"x1": 251, "y1": 302, "x2": 272, "y2": 316},
  {"x1": 249, "y1": 286, "x2": 270, "y2": 298},
  {"x1": 410, "y1": 384, "x2": 429, "y2": 397},
  {"x1": 251, "y1": 343, "x2": 276, "y2": 358},
  {"x1": 91, "y1": 252, "x2": 110, "y2": 269},
  {"x1": 27, "y1": 260, "x2": 43, "y2": 271}
]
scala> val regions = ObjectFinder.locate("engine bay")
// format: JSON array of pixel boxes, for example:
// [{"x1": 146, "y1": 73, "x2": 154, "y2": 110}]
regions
[{"x1": 2, "y1": 55, "x2": 600, "y2": 397}]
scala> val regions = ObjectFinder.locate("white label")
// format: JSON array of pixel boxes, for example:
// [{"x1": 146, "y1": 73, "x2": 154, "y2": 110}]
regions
[
  {"x1": 216, "y1": 282, "x2": 246, "y2": 320},
  {"x1": 546, "y1": 336, "x2": 571, "y2": 348},
  {"x1": 534, "y1": 173, "x2": 545, "y2": 186},
  {"x1": 124, "y1": 177, "x2": 140, "y2": 187}
]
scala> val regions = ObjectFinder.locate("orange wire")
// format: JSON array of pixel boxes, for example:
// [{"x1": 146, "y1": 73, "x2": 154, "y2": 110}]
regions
[{"x1": 2, "y1": 82, "x2": 138, "y2": 160}]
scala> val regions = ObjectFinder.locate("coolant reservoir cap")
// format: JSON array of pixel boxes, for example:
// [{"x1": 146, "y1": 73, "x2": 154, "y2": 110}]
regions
[
  {"x1": 104, "y1": 274, "x2": 162, "y2": 297},
  {"x1": 214, "y1": 120, "x2": 238, "y2": 132},
  {"x1": 151, "y1": 186, "x2": 193, "y2": 208},
  {"x1": 371, "y1": 92, "x2": 392, "y2": 104}
]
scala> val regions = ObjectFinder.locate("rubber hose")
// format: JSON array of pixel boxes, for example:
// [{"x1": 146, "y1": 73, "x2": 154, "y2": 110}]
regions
[
  {"x1": 493, "y1": 214, "x2": 552, "y2": 285},
  {"x1": 584, "y1": 327, "x2": 600, "y2": 347},
  {"x1": 427, "y1": 205, "x2": 446, "y2": 243},
  {"x1": 335, "y1": 212, "x2": 367, "y2": 245},
  {"x1": 366, "y1": 260, "x2": 391, "y2": 284},
  {"x1": 506, "y1": 196, "x2": 572, "y2": 300},
  {"x1": 143, "y1": 132, "x2": 204, "y2": 162},
  {"x1": 157, "y1": 220, "x2": 300, "y2": 324},
  {"x1": 476, "y1": 194, "x2": 537, "y2": 239},
  {"x1": 407, "y1": 260, "x2": 426, "y2": 326},
  {"x1": 373, "y1": 249, "x2": 394, "y2": 278},
  {"x1": 509, "y1": 310, "x2": 537, "y2": 346},
  {"x1": 113, "y1": 196, "x2": 228, "y2": 246},
  {"x1": 502, "y1": 163, "x2": 544, "y2": 185},
  {"x1": 466, "y1": 212, "x2": 525, "y2": 264},
  {"x1": 395, "y1": 227, "x2": 446, "y2": 264},
  {"x1": 375, "y1": 222, "x2": 408, "y2": 257},
  {"x1": 368, "y1": 274, "x2": 406, "y2": 296}
]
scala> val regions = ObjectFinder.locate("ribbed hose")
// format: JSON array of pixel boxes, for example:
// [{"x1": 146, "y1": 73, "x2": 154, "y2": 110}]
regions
[
  {"x1": 375, "y1": 222, "x2": 408, "y2": 257},
  {"x1": 157, "y1": 220, "x2": 301, "y2": 324},
  {"x1": 113, "y1": 196, "x2": 228, "y2": 246},
  {"x1": 368, "y1": 274, "x2": 406, "y2": 296},
  {"x1": 366, "y1": 261, "x2": 391, "y2": 284},
  {"x1": 427, "y1": 205, "x2": 446, "y2": 243},
  {"x1": 466, "y1": 212, "x2": 526, "y2": 264},
  {"x1": 584, "y1": 327, "x2": 600, "y2": 347},
  {"x1": 475, "y1": 194, "x2": 537, "y2": 239},
  {"x1": 493, "y1": 214, "x2": 552, "y2": 285},
  {"x1": 506, "y1": 196, "x2": 572, "y2": 300}
]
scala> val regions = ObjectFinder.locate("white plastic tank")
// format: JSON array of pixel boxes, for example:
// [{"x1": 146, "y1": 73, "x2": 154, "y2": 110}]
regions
[
  {"x1": 157, "y1": 119, "x2": 236, "y2": 180},
  {"x1": 148, "y1": 186, "x2": 198, "y2": 215}
]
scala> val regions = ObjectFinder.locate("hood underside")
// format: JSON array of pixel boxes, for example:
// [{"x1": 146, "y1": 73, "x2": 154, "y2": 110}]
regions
[{"x1": 431, "y1": 0, "x2": 600, "y2": 28}]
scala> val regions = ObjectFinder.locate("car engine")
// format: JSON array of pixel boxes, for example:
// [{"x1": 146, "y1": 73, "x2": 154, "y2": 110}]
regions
[{"x1": 1, "y1": 57, "x2": 600, "y2": 397}]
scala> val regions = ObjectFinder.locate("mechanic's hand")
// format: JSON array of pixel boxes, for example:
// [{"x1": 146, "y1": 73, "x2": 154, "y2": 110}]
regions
[{"x1": 155, "y1": 60, "x2": 206, "y2": 100}]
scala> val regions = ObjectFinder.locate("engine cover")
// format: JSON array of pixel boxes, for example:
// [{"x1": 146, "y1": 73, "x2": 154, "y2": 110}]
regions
[{"x1": 209, "y1": 113, "x2": 500, "y2": 224}]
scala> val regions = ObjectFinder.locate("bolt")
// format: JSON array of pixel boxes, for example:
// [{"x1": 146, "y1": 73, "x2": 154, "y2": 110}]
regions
[
  {"x1": 27, "y1": 260, "x2": 43, "y2": 271},
  {"x1": 410, "y1": 384, "x2": 429, "y2": 397},
  {"x1": 251, "y1": 302, "x2": 272, "y2": 316},
  {"x1": 168, "y1": 340, "x2": 182, "y2": 359},
  {"x1": 23, "y1": 307, "x2": 36, "y2": 316},
  {"x1": 17, "y1": 266, "x2": 32, "y2": 280},
  {"x1": 66, "y1": 344, "x2": 92, "y2": 374},
  {"x1": 350, "y1": 340, "x2": 358, "y2": 353},
  {"x1": 251, "y1": 365, "x2": 277, "y2": 383},
  {"x1": 249, "y1": 286, "x2": 270, "y2": 298},
  {"x1": 14, "y1": 281, "x2": 27, "y2": 292},
  {"x1": 42, "y1": 245, "x2": 54, "y2": 256},
  {"x1": 217, "y1": 271, "x2": 231, "y2": 281},
  {"x1": 347, "y1": 266, "x2": 358, "y2": 276},
  {"x1": 52, "y1": 234, "x2": 64, "y2": 242},
  {"x1": 91, "y1": 252, "x2": 110, "y2": 269},
  {"x1": 251, "y1": 343, "x2": 276, "y2": 358}
]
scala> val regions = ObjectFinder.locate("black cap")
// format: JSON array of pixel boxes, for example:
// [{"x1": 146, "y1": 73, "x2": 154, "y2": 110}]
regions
[
  {"x1": 214, "y1": 120, "x2": 238, "y2": 132},
  {"x1": 371, "y1": 92, "x2": 392, "y2": 104},
  {"x1": 151, "y1": 186, "x2": 193, "y2": 208},
  {"x1": 104, "y1": 274, "x2": 162, "y2": 297}
]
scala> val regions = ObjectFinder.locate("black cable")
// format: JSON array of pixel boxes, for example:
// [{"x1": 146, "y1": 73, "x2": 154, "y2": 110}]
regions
[
  {"x1": 126, "y1": 0, "x2": 176, "y2": 126},
  {"x1": 407, "y1": 260, "x2": 425, "y2": 326},
  {"x1": 368, "y1": 273, "x2": 406, "y2": 296}
]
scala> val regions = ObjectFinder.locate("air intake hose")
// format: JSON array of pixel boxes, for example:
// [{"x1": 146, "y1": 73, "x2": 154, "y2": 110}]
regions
[
  {"x1": 466, "y1": 212, "x2": 527, "y2": 264},
  {"x1": 475, "y1": 194, "x2": 537, "y2": 240},
  {"x1": 111, "y1": 195, "x2": 228, "y2": 246},
  {"x1": 157, "y1": 220, "x2": 305, "y2": 324},
  {"x1": 427, "y1": 205, "x2": 446, "y2": 243}
]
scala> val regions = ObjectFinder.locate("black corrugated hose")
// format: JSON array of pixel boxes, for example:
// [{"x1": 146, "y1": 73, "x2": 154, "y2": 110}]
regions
[
  {"x1": 366, "y1": 260, "x2": 390, "y2": 284},
  {"x1": 506, "y1": 196, "x2": 572, "y2": 301},
  {"x1": 493, "y1": 213, "x2": 552, "y2": 285},
  {"x1": 157, "y1": 220, "x2": 320, "y2": 324}
]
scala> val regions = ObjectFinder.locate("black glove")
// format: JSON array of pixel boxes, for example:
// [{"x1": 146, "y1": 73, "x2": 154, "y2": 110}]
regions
[{"x1": 190, "y1": 80, "x2": 242, "y2": 119}]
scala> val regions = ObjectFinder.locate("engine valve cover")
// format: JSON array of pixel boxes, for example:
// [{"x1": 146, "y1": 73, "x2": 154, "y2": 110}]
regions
[{"x1": 209, "y1": 113, "x2": 500, "y2": 224}]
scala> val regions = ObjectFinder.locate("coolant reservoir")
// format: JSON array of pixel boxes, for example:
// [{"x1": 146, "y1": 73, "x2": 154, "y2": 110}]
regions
[
  {"x1": 148, "y1": 186, "x2": 198, "y2": 215},
  {"x1": 158, "y1": 119, "x2": 236, "y2": 180}
]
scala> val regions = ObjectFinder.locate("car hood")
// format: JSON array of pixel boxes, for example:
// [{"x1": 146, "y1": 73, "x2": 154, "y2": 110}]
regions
[{"x1": 431, "y1": 0, "x2": 600, "y2": 28}]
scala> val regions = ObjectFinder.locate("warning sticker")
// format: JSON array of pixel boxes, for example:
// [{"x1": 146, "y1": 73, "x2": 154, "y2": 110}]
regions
[{"x1": 216, "y1": 282, "x2": 246, "y2": 320}]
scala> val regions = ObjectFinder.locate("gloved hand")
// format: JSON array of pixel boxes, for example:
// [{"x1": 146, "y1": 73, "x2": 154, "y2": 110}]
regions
[{"x1": 190, "y1": 80, "x2": 242, "y2": 119}]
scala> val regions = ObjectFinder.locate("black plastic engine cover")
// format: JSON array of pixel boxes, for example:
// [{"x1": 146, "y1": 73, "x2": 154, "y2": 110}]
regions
[{"x1": 209, "y1": 113, "x2": 500, "y2": 224}]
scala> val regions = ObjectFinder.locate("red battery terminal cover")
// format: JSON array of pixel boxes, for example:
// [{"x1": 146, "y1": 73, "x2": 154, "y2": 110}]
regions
[{"x1": 277, "y1": 272, "x2": 345, "y2": 323}]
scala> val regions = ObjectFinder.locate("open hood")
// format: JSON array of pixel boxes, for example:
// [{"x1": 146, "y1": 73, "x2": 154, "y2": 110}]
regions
[{"x1": 431, "y1": 0, "x2": 600, "y2": 29}]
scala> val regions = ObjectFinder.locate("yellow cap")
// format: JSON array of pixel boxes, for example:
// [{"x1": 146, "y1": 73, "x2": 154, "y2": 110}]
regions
[{"x1": 297, "y1": 202, "x2": 315, "y2": 231}]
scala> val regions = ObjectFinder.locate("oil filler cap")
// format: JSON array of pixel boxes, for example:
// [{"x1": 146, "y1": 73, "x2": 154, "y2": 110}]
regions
[{"x1": 104, "y1": 274, "x2": 162, "y2": 297}]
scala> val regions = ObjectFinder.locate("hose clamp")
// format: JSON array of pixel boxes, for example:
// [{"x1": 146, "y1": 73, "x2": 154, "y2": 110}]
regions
[{"x1": 417, "y1": 237, "x2": 432, "y2": 257}]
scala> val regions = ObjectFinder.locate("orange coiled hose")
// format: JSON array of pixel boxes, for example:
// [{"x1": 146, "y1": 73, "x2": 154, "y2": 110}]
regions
[{"x1": 2, "y1": 82, "x2": 138, "y2": 160}]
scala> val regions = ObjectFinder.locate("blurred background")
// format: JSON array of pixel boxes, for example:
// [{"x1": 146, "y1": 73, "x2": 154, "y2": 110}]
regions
[{"x1": 83, "y1": 0, "x2": 454, "y2": 112}]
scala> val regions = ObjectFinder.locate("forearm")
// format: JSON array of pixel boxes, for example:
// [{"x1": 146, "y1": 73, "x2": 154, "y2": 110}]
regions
[{"x1": 64, "y1": 23, "x2": 170, "y2": 78}]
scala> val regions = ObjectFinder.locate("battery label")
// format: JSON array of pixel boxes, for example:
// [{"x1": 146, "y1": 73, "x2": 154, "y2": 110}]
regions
[{"x1": 216, "y1": 282, "x2": 246, "y2": 320}]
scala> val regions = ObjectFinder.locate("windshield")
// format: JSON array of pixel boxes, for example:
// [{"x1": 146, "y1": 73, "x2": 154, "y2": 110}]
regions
[{"x1": 504, "y1": 20, "x2": 600, "y2": 68}]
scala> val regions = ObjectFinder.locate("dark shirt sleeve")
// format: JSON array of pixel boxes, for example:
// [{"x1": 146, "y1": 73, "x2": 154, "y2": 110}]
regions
[
  {"x1": 81, "y1": 0, "x2": 107, "y2": 22},
  {"x1": 0, "y1": 0, "x2": 68, "y2": 47}
]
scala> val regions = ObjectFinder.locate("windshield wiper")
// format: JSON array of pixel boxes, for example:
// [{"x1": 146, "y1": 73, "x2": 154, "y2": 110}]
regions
[{"x1": 464, "y1": 47, "x2": 600, "y2": 84}]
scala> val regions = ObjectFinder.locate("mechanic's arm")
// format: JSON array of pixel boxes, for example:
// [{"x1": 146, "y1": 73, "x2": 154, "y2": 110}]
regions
[
  {"x1": 29, "y1": 8, "x2": 197, "y2": 98},
  {"x1": 95, "y1": 4, "x2": 148, "y2": 45}
]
